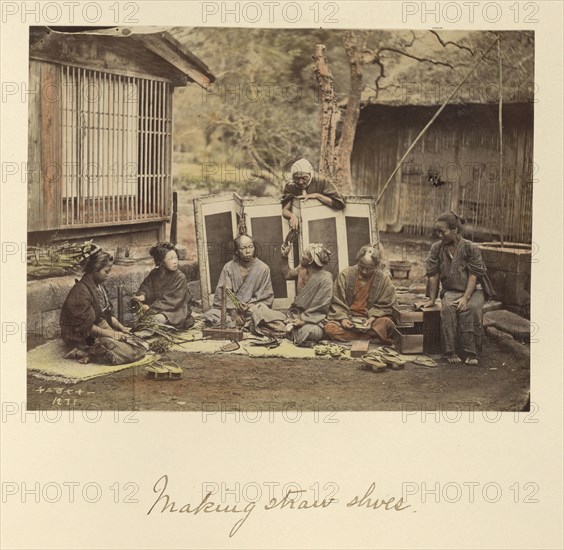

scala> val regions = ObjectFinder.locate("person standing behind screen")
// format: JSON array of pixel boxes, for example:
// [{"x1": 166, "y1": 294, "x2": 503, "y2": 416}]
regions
[{"x1": 281, "y1": 158, "x2": 345, "y2": 230}]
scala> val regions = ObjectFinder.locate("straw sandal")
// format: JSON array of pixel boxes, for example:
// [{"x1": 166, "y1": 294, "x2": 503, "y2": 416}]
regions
[
  {"x1": 377, "y1": 347, "x2": 406, "y2": 370},
  {"x1": 412, "y1": 355, "x2": 438, "y2": 367},
  {"x1": 360, "y1": 354, "x2": 388, "y2": 372}
]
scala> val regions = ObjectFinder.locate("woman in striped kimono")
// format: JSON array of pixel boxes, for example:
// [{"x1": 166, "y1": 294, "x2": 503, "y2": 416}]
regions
[{"x1": 423, "y1": 211, "x2": 491, "y2": 366}]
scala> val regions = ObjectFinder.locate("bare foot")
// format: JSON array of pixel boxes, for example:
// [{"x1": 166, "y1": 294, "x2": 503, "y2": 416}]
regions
[
  {"x1": 445, "y1": 354, "x2": 462, "y2": 364},
  {"x1": 78, "y1": 356, "x2": 91, "y2": 364},
  {"x1": 465, "y1": 356, "x2": 479, "y2": 365}
]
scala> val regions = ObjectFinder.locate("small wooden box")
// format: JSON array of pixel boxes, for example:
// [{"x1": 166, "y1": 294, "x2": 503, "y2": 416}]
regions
[
  {"x1": 351, "y1": 340, "x2": 370, "y2": 357},
  {"x1": 393, "y1": 325, "x2": 424, "y2": 354},
  {"x1": 392, "y1": 305, "x2": 423, "y2": 324}
]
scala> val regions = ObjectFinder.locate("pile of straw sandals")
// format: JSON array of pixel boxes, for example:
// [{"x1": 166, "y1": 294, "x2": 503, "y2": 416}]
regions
[{"x1": 360, "y1": 346, "x2": 437, "y2": 372}]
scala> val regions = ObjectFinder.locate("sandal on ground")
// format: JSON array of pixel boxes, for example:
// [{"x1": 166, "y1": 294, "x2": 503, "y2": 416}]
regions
[
  {"x1": 380, "y1": 346, "x2": 400, "y2": 357},
  {"x1": 329, "y1": 344, "x2": 345, "y2": 357},
  {"x1": 412, "y1": 355, "x2": 438, "y2": 367},
  {"x1": 314, "y1": 344, "x2": 330, "y2": 356},
  {"x1": 378, "y1": 347, "x2": 406, "y2": 369},
  {"x1": 360, "y1": 354, "x2": 388, "y2": 372}
]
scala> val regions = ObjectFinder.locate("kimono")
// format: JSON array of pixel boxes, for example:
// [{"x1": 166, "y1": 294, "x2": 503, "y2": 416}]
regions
[
  {"x1": 281, "y1": 176, "x2": 346, "y2": 211},
  {"x1": 325, "y1": 265, "x2": 397, "y2": 343},
  {"x1": 204, "y1": 258, "x2": 274, "y2": 328},
  {"x1": 425, "y1": 238, "x2": 488, "y2": 356},
  {"x1": 60, "y1": 276, "x2": 147, "y2": 365},
  {"x1": 250, "y1": 269, "x2": 333, "y2": 345},
  {"x1": 136, "y1": 267, "x2": 194, "y2": 329}
]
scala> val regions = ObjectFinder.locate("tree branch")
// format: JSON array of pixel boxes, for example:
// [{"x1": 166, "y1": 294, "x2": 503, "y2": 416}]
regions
[
  {"x1": 378, "y1": 47, "x2": 454, "y2": 68},
  {"x1": 430, "y1": 30, "x2": 475, "y2": 55}
]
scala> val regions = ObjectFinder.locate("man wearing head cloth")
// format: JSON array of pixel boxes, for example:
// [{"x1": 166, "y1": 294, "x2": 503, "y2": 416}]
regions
[
  {"x1": 249, "y1": 242, "x2": 334, "y2": 346},
  {"x1": 281, "y1": 158, "x2": 345, "y2": 230},
  {"x1": 325, "y1": 245, "x2": 397, "y2": 344}
]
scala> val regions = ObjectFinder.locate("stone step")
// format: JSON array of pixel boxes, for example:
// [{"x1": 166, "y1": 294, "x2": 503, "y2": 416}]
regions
[{"x1": 483, "y1": 309, "x2": 531, "y2": 341}]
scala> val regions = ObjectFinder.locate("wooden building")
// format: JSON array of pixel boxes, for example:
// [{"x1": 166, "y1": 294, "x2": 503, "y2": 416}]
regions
[
  {"x1": 28, "y1": 27, "x2": 214, "y2": 248},
  {"x1": 351, "y1": 101, "x2": 533, "y2": 243}
]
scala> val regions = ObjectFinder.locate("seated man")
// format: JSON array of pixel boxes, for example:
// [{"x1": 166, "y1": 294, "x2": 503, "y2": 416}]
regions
[
  {"x1": 204, "y1": 234, "x2": 274, "y2": 329},
  {"x1": 282, "y1": 158, "x2": 345, "y2": 230},
  {"x1": 325, "y1": 245, "x2": 397, "y2": 343},
  {"x1": 250, "y1": 243, "x2": 333, "y2": 346}
]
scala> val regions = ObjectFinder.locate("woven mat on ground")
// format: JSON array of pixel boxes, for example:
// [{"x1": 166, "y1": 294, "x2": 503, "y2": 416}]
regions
[
  {"x1": 27, "y1": 340, "x2": 160, "y2": 384},
  {"x1": 171, "y1": 330, "x2": 342, "y2": 359}
]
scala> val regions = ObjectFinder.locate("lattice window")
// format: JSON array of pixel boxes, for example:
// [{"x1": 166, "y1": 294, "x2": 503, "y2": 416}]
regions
[{"x1": 61, "y1": 66, "x2": 172, "y2": 226}]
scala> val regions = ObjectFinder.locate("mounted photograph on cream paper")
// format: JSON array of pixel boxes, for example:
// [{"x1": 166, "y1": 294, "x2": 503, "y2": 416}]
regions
[{"x1": 25, "y1": 25, "x2": 533, "y2": 411}]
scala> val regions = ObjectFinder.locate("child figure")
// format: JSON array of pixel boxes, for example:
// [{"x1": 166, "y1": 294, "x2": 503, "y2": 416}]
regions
[{"x1": 134, "y1": 242, "x2": 194, "y2": 332}]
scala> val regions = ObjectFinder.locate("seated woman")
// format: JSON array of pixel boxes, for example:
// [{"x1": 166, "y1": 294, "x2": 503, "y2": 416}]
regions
[
  {"x1": 60, "y1": 245, "x2": 148, "y2": 365},
  {"x1": 423, "y1": 211, "x2": 491, "y2": 366},
  {"x1": 134, "y1": 242, "x2": 195, "y2": 333},
  {"x1": 250, "y1": 243, "x2": 333, "y2": 346}
]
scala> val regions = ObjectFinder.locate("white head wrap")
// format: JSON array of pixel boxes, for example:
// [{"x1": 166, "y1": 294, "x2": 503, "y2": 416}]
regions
[
  {"x1": 290, "y1": 158, "x2": 314, "y2": 186},
  {"x1": 306, "y1": 243, "x2": 331, "y2": 267}
]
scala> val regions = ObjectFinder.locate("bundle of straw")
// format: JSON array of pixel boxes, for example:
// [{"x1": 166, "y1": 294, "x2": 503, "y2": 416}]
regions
[{"x1": 27, "y1": 240, "x2": 95, "y2": 278}]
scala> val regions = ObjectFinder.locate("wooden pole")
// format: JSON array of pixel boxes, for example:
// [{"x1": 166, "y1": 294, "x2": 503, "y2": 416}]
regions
[
  {"x1": 170, "y1": 191, "x2": 178, "y2": 244},
  {"x1": 117, "y1": 285, "x2": 124, "y2": 325},
  {"x1": 220, "y1": 285, "x2": 227, "y2": 330},
  {"x1": 377, "y1": 36, "x2": 500, "y2": 205},
  {"x1": 498, "y1": 36, "x2": 504, "y2": 247}
]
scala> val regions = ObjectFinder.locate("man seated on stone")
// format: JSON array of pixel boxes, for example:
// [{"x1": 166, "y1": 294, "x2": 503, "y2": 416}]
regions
[
  {"x1": 325, "y1": 245, "x2": 397, "y2": 344},
  {"x1": 204, "y1": 234, "x2": 274, "y2": 329},
  {"x1": 282, "y1": 158, "x2": 345, "y2": 230},
  {"x1": 250, "y1": 243, "x2": 333, "y2": 346}
]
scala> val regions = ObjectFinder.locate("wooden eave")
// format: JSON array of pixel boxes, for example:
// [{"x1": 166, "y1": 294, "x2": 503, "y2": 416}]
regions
[{"x1": 29, "y1": 27, "x2": 215, "y2": 89}]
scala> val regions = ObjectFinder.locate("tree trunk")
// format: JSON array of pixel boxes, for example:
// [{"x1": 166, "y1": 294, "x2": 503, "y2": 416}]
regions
[
  {"x1": 335, "y1": 31, "x2": 366, "y2": 195},
  {"x1": 313, "y1": 44, "x2": 339, "y2": 180}
]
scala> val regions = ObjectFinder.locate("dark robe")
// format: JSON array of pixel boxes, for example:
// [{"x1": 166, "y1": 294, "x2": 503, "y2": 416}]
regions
[
  {"x1": 60, "y1": 276, "x2": 112, "y2": 346},
  {"x1": 281, "y1": 176, "x2": 345, "y2": 210},
  {"x1": 136, "y1": 267, "x2": 193, "y2": 329}
]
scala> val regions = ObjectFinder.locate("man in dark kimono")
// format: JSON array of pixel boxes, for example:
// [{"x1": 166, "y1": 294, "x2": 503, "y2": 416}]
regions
[
  {"x1": 204, "y1": 234, "x2": 274, "y2": 329},
  {"x1": 325, "y1": 245, "x2": 397, "y2": 343},
  {"x1": 281, "y1": 158, "x2": 345, "y2": 230}
]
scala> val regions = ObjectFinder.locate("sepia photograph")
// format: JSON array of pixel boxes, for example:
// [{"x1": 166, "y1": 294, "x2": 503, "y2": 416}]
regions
[
  {"x1": 24, "y1": 26, "x2": 534, "y2": 411},
  {"x1": 2, "y1": 2, "x2": 562, "y2": 549}
]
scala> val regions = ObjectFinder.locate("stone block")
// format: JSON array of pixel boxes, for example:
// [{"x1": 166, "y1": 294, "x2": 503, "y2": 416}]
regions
[
  {"x1": 41, "y1": 309, "x2": 62, "y2": 339},
  {"x1": 480, "y1": 244, "x2": 532, "y2": 273},
  {"x1": 504, "y1": 271, "x2": 531, "y2": 306},
  {"x1": 27, "y1": 312, "x2": 43, "y2": 337},
  {"x1": 27, "y1": 275, "x2": 76, "y2": 315},
  {"x1": 484, "y1": 310, "x2": 531, "y2": 340},
  {"x1": 488, "y1": 270, "x2": 506, "y2": 300}
]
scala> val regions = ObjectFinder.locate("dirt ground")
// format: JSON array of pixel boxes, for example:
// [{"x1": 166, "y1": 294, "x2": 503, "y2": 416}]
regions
[
  {"x1": 26, "y1": 232, "x2": 530, "y2": 412},
  {"x1": 27, "y1": 339, "x2": 530, "y2": 412}
]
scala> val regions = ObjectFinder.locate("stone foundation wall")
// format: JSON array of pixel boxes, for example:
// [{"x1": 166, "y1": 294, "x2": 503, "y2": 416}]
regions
[
  {"x1": 480, "y1": 244, "x2": 531, "y2": 318},
  {"x1": 27, "y1": 260, "x2": 200, "y2": 341}
]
